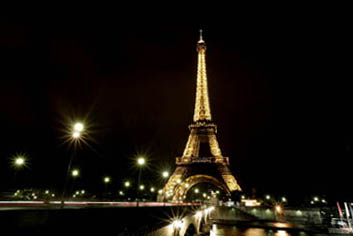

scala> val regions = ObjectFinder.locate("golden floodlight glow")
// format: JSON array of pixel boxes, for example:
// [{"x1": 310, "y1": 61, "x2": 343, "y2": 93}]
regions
[
  {"x1": 74, "y1": 123, "x2": 84, "y2": 132},
  {"x1": 150, "y1": 187, "x2": 155, "y2": 192},
  {"x1": 139, "y1": 185, "x2": 145, "y2": 190},
  {"x1": 194, "y1": 188, "x2": 199, "y2": 193},
  {"x1": 124, "y1": 181, "x2": 130, "y2": 187},
  {"x1": 275, "y1": 205, "x2": 282, "y2": 214},
  {"x1": 193, "y1": 36, "x2": 211, "y2": 122}
]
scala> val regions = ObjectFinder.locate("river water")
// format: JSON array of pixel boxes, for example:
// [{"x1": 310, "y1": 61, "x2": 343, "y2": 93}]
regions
[{"x1": 210, "y1": 225, "x2": 330, "y2": 236}]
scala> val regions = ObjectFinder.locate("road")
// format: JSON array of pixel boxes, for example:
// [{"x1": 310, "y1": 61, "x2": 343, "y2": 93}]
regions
[{"x1": 0, "y1": 200, "x2": 200, "y2": 210}]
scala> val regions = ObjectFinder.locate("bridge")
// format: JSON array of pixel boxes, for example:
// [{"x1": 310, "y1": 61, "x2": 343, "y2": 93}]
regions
[{"x1": 0, "y1": 201, "x2": 331, "y2": 236}]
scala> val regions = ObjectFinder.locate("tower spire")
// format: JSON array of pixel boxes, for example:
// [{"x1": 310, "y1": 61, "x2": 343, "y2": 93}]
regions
[
  {"x1": 194, "y1": 30, "x2": 212, "y2": 122},
  {"x1": 199, "y1": 29, "x2": 204, "y2": 43}
]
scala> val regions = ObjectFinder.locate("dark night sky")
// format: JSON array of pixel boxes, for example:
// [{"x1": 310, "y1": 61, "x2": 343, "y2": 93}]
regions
[{"x1": 0, "y1": 4, "x2": 352, "y2": 200}]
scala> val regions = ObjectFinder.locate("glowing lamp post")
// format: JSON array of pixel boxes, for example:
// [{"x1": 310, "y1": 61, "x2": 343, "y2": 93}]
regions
[
  {"x1": 172, "y1": 219, "x2": 183, "y2": 236},
  {"x1": 275, "y1": 205, "x2": 283, "y2": 221},
  {"x1": 11, "y1": 155, "x2": 28, "y2": 171},
  {"x1": 74, "y1": 123, "x2": 84, "y2": 132},
  {"x1": 103, "y1": 176, "x2": 111, "y2": 198},
  {"x1": 136, "y1": 157, "x2": 145, "y2": 207},
  {"x1": 104, "y1": 177, "x2": 110, "y2": 183},
  {"x1": 72, "y1": 169, "x2": 79, "y2": 177},
  {"x1": 14, "y1": 157, "x2": 25, "y2": 167},
  {"x1": 162, "y1": 171, "x2": 169, "y2": 178},
  {"x1": 61, "y1": 121, "x2": 85, "y2": 208}
]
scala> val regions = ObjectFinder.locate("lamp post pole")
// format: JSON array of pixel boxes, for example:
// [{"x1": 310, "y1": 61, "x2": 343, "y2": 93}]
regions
[{"x1": 136, "y1": 157, "x2": 145, "y2": 207}]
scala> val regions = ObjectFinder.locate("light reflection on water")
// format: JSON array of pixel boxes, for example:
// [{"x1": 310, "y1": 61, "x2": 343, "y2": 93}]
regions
[{"x1": 210, "y1": 224, "x2": 330, "y2": 236}]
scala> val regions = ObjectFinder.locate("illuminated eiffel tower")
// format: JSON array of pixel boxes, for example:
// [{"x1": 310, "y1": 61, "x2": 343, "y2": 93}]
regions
[{"x1": 158, "y1": 31, "x2": 241, "y2": 202}]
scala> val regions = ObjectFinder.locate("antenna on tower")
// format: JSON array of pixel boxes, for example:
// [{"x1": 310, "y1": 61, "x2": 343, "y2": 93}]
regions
[{"x1": 199, "y1": 29, "x2": 204, "y2": 42}]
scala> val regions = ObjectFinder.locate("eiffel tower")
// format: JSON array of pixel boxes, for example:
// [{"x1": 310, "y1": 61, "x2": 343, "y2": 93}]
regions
[{"x1": 158, "y1": 31, "x2": 241, "y2": 202}]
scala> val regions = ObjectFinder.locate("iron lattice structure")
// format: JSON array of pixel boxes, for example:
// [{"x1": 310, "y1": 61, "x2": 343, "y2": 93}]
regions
[{"x1": 158, "y1": 32, "x2": 241, "y2": 202}]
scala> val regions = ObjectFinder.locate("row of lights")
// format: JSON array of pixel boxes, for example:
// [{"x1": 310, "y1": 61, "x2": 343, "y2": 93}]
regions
[{"x1": 14, "y1": 190, "x2": 56, "y2": 199}]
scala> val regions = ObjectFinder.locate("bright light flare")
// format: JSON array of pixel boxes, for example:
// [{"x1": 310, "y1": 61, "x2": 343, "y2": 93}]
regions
[
  {"x1": 15, "y1": 157, "x2": 25, "y2": 166},
  {"x1": 124, "y1": 181, "x2": 130, "y2": 187},
  {"x1": 104, "y1": 177, "x2": 111, "y2": 183},
  {"x1": 275, "y1": 205, "x2": 282, "y2": 214},
  {"x1": 137, "y1": 157, "x2": 145, "y2": 166},
  {"x1": 172, "y1": 220, "x2": 183, "y2": 229},
  {"x1": 74, "y1": 123, "x2": 84, "y2": 132},
  {"x1": 11, "y1": 154, "x2": 28, "y2": 169},
  {"x1": 162, "y1": 171, "x2": 169, "y2": 178},
  {"x1": 72, "y1": 132, "x2": 80, "y2": 139},
  {"x1": 72, "y1": 169, "x2": 79, "y2": 177}
]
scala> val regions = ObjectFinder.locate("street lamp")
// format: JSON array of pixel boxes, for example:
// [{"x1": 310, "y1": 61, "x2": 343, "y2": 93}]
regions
[
  {"x1": 74, "y1": 122, "x2": 84, "y2": 132},
  {"x1": 103, "y1": 176, "x2": 111, "y2": 198},
  {"x1": 72, "y1": 169, "x2": 79, "y2": 177},
  {"x1": 124, "y1": 181, "x2": 131, "y2": 188},
  {"x1": 104, "y1": 176, "x2": 111, "y2": 183},
  {"x1": 61, "y1": 121, "x2": 85, "y2": 208},
  {"x1": 72, "y1": 131, "x2": 80, "y2": 139},
  {"x1": 162, "y1": 171, "x2": 169, "y2": 178},
  {"x1": 172, "y1": 219, "x2": 183, "y2": 236},
  {"x1": 136, "y1": 157, "x2": 146, "y2": 207},
  {"x1": 137, "y1": 157, "x2": 145, "y2": 166},
  {"x1": 11, "y1": 154, "x2": 28, "y2": 170},
  {"x1": 14, "y1": 157, "x2": 25, "y2": 166}
]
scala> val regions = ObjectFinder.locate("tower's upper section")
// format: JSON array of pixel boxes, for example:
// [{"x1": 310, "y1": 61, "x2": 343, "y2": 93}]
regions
[{"x1": 193, "y1": 30, "x2": 212, "y2": 122}]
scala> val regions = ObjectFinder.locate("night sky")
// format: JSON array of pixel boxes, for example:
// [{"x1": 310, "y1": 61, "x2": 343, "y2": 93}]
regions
[{"x1": 1, "y1": 5, "x2": 352, "y2": 200}]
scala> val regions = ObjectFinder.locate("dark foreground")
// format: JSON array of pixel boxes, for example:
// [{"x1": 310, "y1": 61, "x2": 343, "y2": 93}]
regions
[{"x1": 0, "y1": 206, "x2": 196, "y2": 236}]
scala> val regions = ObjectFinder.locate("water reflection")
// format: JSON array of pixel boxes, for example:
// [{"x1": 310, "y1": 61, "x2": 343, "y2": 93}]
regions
[
  {"x1": 245, "y1": 228, "x2": 266, "y2": 236},
  {"x1": 210, "y1": 224, "x2": 327, "y2": 236},
  {"x1": 275, "y1": 230, "x2": 289, "y2": 236}
]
